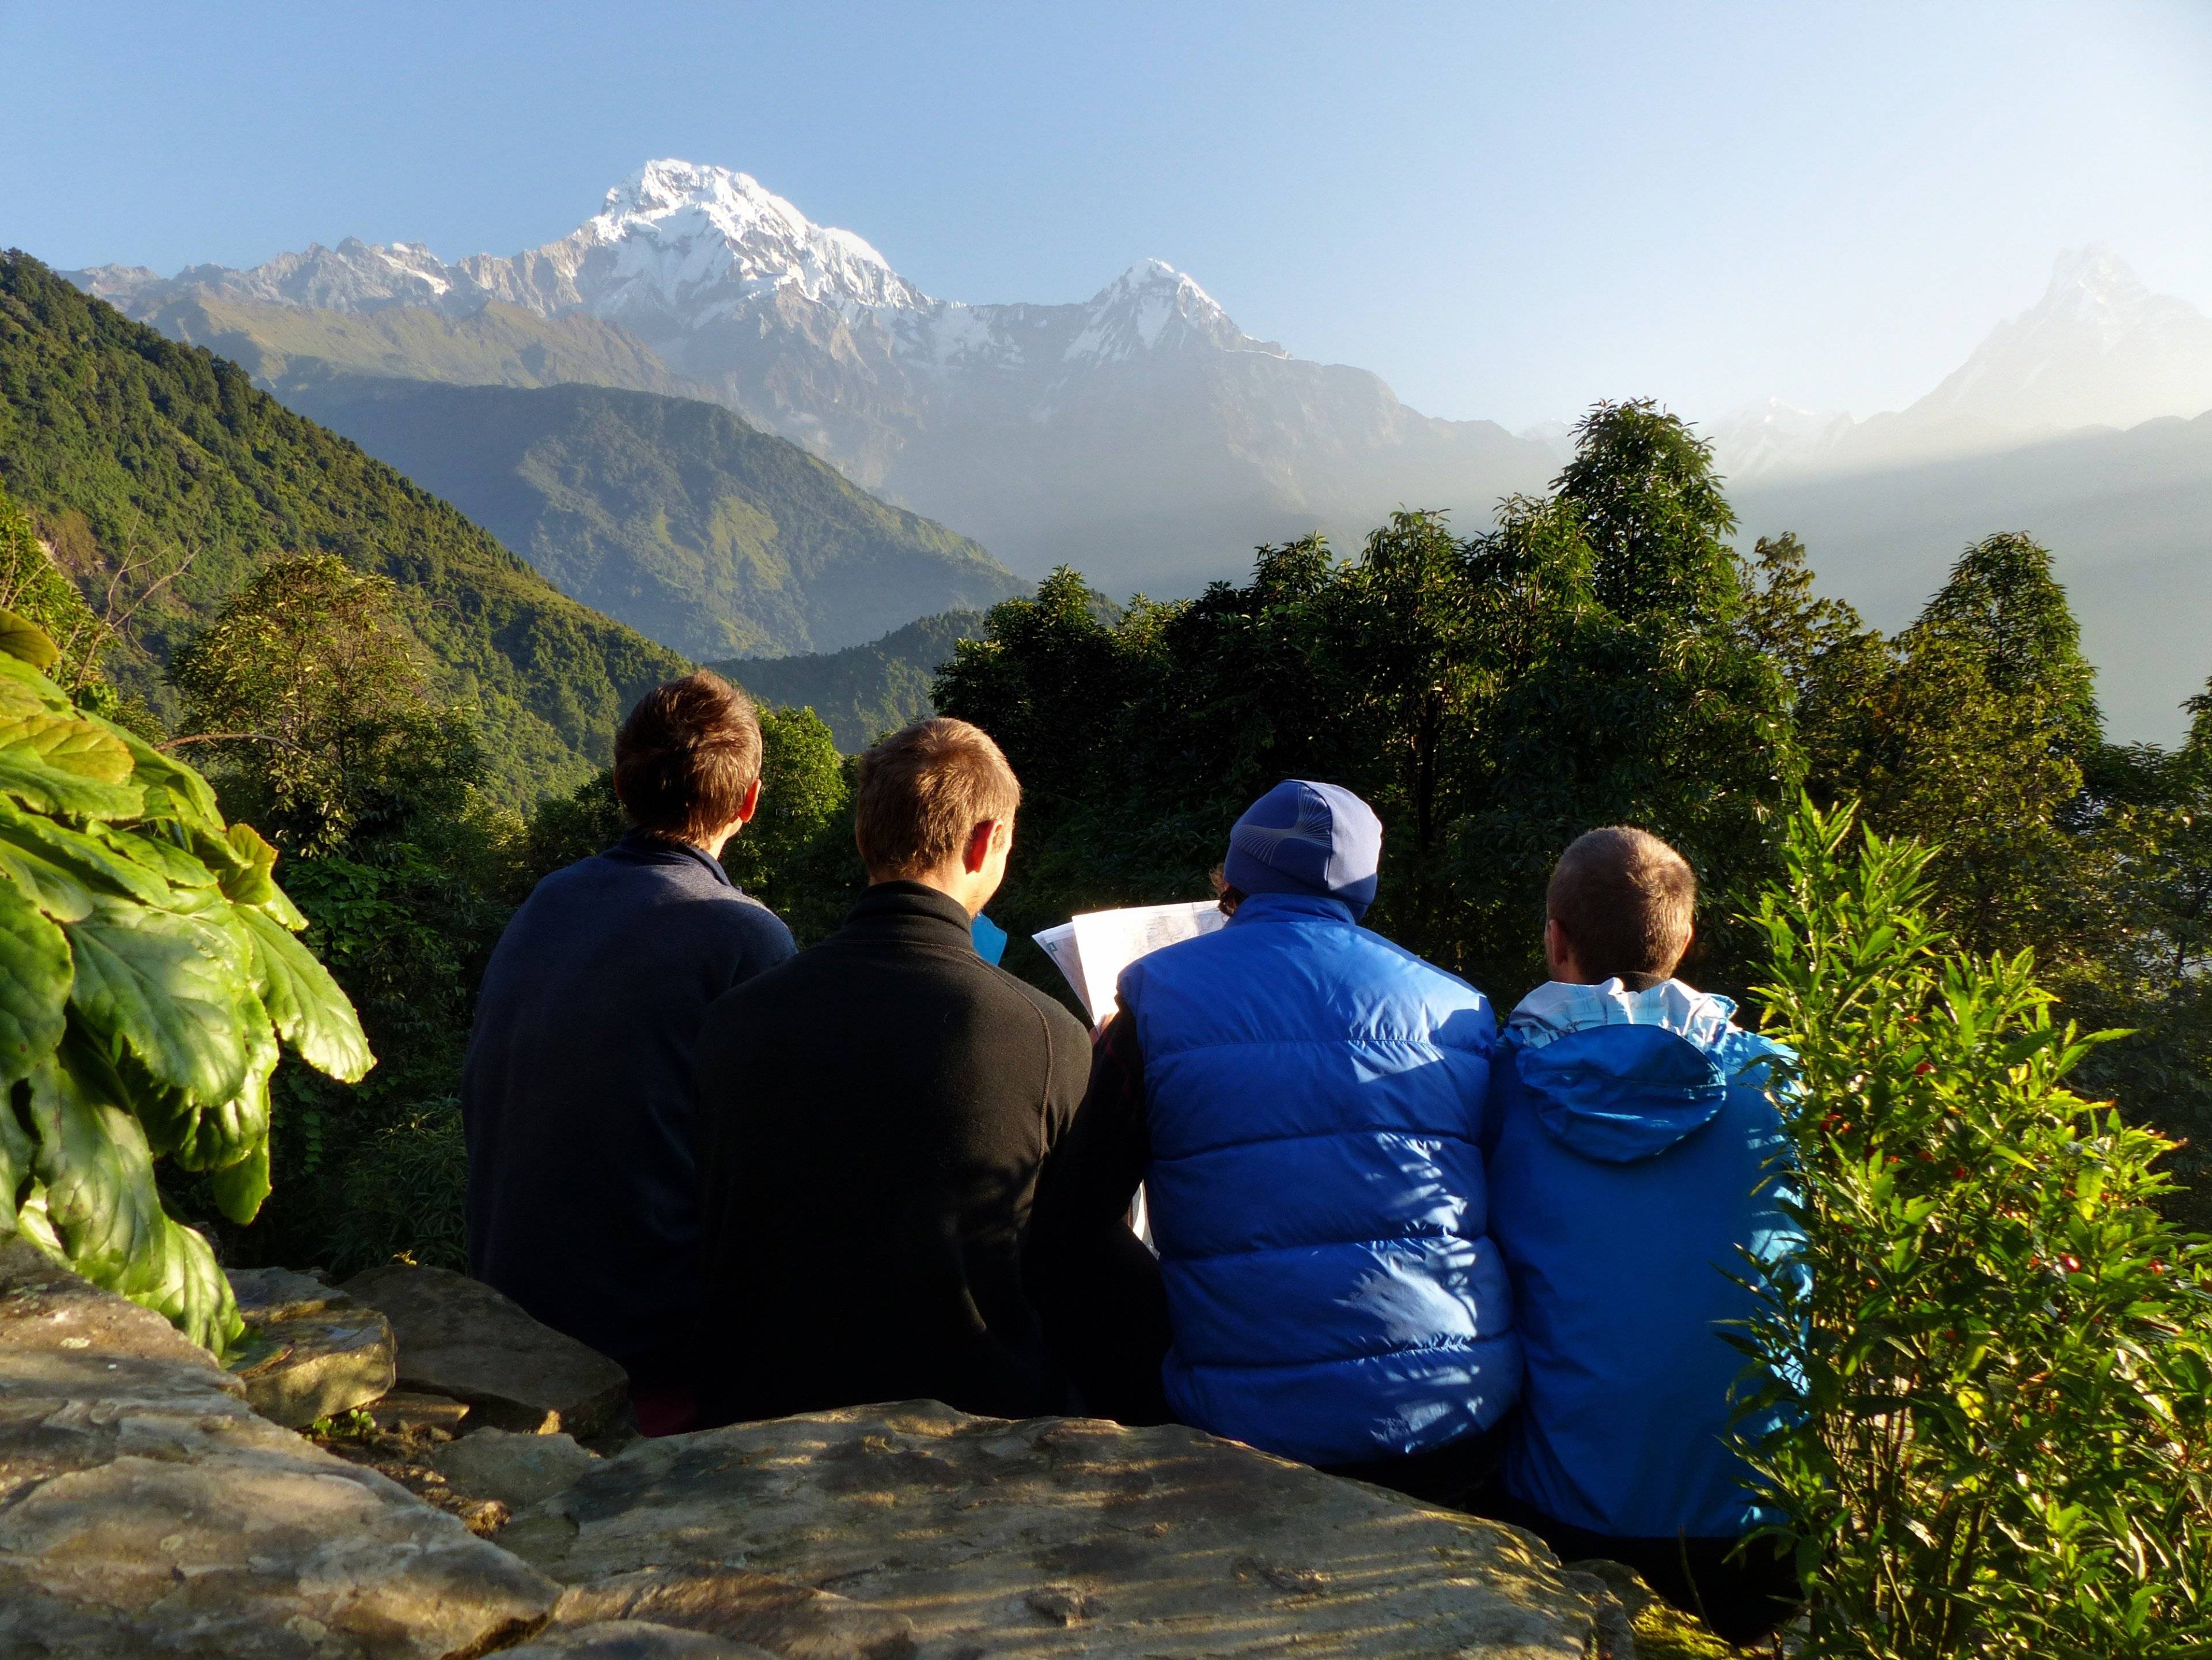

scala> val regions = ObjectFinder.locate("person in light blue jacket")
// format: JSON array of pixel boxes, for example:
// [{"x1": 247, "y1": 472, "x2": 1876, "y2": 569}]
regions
[
  {"x1": 1025, "y1": 781, "x2": 1519, "y2": 1506},
  {"x1": 1483, "y1": 826, "x2": 1801, "y2": 1644}
]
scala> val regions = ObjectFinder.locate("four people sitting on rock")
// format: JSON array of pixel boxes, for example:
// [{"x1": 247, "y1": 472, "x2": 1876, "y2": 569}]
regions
[{"x1": 460, "y1": 678, "x2": 1801, "y2": 1641}]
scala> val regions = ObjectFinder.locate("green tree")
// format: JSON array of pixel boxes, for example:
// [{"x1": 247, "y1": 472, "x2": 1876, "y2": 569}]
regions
[
  {"x1": 1738, "y1": 800, "x2": 2212, "y2": 1658},
  {"x1": 1855, "y1": 536, "x2": 2104, "y2": 959},
  {"x1": 169, "y1": 553, "x2": 480, "y2": 854},
  {"x1": 0, "y1": 607, "x2": 369, "y2": 1349}
]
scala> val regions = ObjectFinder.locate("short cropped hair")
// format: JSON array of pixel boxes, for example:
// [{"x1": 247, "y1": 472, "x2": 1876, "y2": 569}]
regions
[
  {"x1": 1547, "y1": 826, "x2": 1697, "y2": 982},
  {"x1": 855, "y1": 717, "x2": 1021, "y2": 880},
  {"x1": 613, "y1": 671, "x2": 762, "y2": 842}
]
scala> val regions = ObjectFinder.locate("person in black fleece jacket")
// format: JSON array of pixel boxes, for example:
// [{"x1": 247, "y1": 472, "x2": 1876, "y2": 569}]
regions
[
  {"x1": 464, "y1": 673, "x2": 793, "y2": 1432},
  {"x1": 692, "y1": 718, "x2": 1090, "y2": 1426}
]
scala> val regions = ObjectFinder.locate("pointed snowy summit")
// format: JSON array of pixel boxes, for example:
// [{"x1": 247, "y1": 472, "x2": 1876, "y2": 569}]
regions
[{"x1": 1066, "y1": 259, "x2": 1263, "y2": 363}]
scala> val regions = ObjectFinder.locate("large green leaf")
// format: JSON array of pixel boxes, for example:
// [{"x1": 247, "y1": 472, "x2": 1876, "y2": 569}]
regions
[
  {"x1": 95, "y1": 822, "x2": 218, "y2": 889},
  {"x1": 204, "y1": 820, "x2": 279, "y2": 909},
  {"x1": 0, "y1": 1094, "x2": 32, "y2": 1241},
  {"x1": 176, "y1": 1000, "x2": 277, "y2": 1173},
  {"x1": 92, "y1": 720, "x2": 225, "y2": 834},
  {"x1": 0, "y1": 607, "x2": 59, "y2": 673},
  {"x1": 27, "y1": 1042, "x2": 241, "y2": 1352},
  {"x1": 0, "y1": 744, "x2": 145, "y2": 820},
  {"x1": 0, "y1": 797, "x2": 170, "y2": 909},
  {"x1": 240, "y1": 904, "x2": 373, "y2": 1082},
  {"x1": 0, "y1": 708, "x2": 134, "y2": 785},
  {"x1": 206, "y1": 1137, "x2": 270, "y2": 1227},
  {"x1": 0, "y1": 876, "x2": 70, "y2": 1092},
  {"x1": 63, "y1": 897, "x2": 252, "y2": 1104}
]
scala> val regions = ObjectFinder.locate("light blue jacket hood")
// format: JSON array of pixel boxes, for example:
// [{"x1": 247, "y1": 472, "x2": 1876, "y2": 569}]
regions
[{"x1": 1507, "y1": 980, "x2": 1770, "y2": 1163}]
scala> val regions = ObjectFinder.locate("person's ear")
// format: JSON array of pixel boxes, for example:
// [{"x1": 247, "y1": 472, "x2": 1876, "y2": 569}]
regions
[
  {"x1": 1544, "y1": 916, "x2": 1575, "y2": 981},
  {"x1": 735, "y1": 777, "x2": 762, "y2": 826},
  {"x1": 963, "y1": 818, "x2": 997, "y2": 875}
]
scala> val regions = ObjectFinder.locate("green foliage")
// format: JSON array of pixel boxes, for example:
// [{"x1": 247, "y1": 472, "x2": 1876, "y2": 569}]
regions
[
  {"x1": 170, "y1": 552, "x2": 478, "y2": 853},
  {"x1": 0, "y1": 251, "x2": 688, "y2": 799},
  {"x1": 289, "y1": 379, "x2": 1023, "y2": 661},
  {"x1": 937, "y1": 403, "x2": 1797, "y2": 998},
  {"x1": 719, "y1": 705, "x2": 864, "y2": 941},
  {"x1": 0, "y1": 607, "x2": 368, "y2": 1351},
  {"x1": 715, "y1": 608, "x2": 988, "y2": 751},
  {"x1": 1737, "y1": 800, "x2": 2212, "y2": 1657}
]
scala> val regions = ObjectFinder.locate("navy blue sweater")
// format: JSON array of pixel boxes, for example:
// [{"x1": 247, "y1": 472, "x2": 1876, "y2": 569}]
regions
[{"x1": 463, "y1": 831, "x2": 794, "y2": 1382}]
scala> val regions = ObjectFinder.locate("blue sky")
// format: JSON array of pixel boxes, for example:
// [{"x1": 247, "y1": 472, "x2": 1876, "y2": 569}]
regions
[{"x1": 5, "y1": 1, "x2": 2208, "y2": 428}]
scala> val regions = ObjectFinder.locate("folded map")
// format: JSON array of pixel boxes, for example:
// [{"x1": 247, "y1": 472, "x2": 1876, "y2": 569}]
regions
[{"x1": 1032, "y1": 899, "x2": 1225, "y2": 1022}]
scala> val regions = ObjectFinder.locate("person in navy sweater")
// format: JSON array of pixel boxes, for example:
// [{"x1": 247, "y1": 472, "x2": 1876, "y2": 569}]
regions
[
  {"x1": 1025, "y1": 780, "x2": 1518, "y2": 1505},
  {"x1": 463, "y1": 672, "x2": 794, "y2": 1434},
  {"x1": 1482, "y1": 826, "x2": 1801, "y2": 1643}
]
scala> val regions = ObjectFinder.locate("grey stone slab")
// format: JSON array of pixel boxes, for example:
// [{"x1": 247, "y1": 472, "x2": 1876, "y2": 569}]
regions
[
  {"x1": 433, "y1": 1425, "x2": 601, "y2": 1510},
  {"x1": 0, "y1": 1241, "x2": 560, "y2": 1659},
  {"x1": 550, "y1": 1568, "x2": 918, "y2": 1660},
  {"x1": 504, "y1": 1621, "x2": 778, "y2": 1658},
  {"x1": 228, "y1": 1266, "x2": 343, "y2": 1322},
  {"x1": 232, "y1": 1303, "x2": 398, "y2": 1428},
  {"x1": 503, "y1": 1400, "x2": 1599, "y2": 1660},
  {"x1": 343, "y1": 1264, "x2": 629, "y2": 1439}
]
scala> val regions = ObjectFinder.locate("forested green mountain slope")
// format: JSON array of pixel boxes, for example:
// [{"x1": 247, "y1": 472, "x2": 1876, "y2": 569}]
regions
[
  {"x1": 140, "y1": 292, "x2": 704, "y2": 401},
  {"x1": 284, "y1": 378, "x2": 1026, "y2": 661},
  {"x1": 714, "y1": 609, "x2": 984, "y2": 750},
  {"x1": 0, "y1": 253, "x2": 688, "y2": 797}
]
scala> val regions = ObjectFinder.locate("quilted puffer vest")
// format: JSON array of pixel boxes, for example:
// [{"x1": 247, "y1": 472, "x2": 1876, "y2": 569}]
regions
[{"x1": 1120, "y1": 890, "x2": 1520, "y2": 1465}]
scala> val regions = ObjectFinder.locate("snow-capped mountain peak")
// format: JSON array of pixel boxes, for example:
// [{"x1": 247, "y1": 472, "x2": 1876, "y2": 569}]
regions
[
  {"x1": 574, "y1": 159, "x2": 927, "y2": 316},
  {"x1": 1065, "y1": 259, "x2": 1260, "y2": 362}
]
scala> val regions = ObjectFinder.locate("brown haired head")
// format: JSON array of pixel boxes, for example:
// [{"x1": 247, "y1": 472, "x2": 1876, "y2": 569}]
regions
[
  {"x1": 1546, "y1": 826, "x2": 1696, "y2": 985},
  {"x1": 855, "y1": 717, "x2": 1021, "y2": 882},
  {"x1": 613, "y1": 671, "x2": 763, "y2": 844}
]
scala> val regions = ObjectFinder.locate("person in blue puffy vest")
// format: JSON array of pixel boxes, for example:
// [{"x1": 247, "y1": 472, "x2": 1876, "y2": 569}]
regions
[
  {"x1": 1025, "y1": 780, "x2": 1519, "y2": 1504},
  {"x1": 1482, "y1": 826, "x2": 1801, "y2": 1643}
]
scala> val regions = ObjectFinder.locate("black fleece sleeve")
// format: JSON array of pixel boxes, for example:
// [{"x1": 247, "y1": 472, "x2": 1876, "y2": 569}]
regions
[{"x1": 1022, "y1": 1013, "x2": 1173, "y2": 1425}]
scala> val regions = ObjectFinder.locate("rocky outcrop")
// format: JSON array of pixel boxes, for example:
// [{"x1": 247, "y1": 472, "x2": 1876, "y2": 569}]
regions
[
  {"x1": 503, "y1": 1621, "x2": 777, "y2": 1658},
  {"x1": 502, "y1": 1401, "x2": 1603, "y2": 1658},
  {"x1": 0, "y1": 1241, "x2": 559, "y2": 1658},
  {"x1": 228, "y1": 1267, "x2": 399, "y2": 1428},
  {"x1": 435, "y1": 1427, "x2": 603, "y2": 1510},
  {"x1": 5, "y1": 1243, "x2": 1687, "y2": 1657},
  {"x1": 344, "y1": 1264, "x2": 630, "y2": 1439}
]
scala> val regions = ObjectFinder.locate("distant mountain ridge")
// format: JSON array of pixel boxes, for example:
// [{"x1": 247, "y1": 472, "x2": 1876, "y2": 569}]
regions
[
  {"x1": 287, "y1": 377, "x2": 1024, "y2": 660},
  {"x1": 71, "y1": 158, "x2": 1561, "y2": 595},
  {"x1": 1708, "y1": 248, "x2": 2212, "y2": 481},
  {"x1": 714, "y1": 610, "x2": 984, "y2": 752}
]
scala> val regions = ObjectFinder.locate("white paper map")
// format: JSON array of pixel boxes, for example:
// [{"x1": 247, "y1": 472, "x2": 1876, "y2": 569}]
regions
[{"x1": 1032, "y1": 899, "x2": 1225, "y2": 1022}]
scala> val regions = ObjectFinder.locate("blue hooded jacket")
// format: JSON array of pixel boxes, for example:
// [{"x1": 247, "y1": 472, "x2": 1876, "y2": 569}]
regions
[
  {"x1": 1120, "y1": 890, "x2": 1520, "y2": 1467},
  {"x1": 1484, "y1": 980, "x2": 1798, "y2": 1540}
]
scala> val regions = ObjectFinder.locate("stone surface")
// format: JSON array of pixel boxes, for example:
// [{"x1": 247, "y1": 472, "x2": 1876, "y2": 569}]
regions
[
  {"x1": 0, "y1": 1240, "x2": 560, "y2": 1658},
  {"x1": 228, "y1": 1266, "x2": 344, "y2": 1323},
  {"x1": 231, "y1": 1303, "x2": 399, "y2": 1428},
  {"x1": 368, "y1": 1388, "x2": 472, "y2": 1435},
  {"x1": 434, "y1": 1426, "x2": 601, "y2": 1509},
  {"x1": 504, "y1": 1401, "x2": 1599, "y2": 1659},
  {"x1": 550, "y1": 1568, "x2": 919, "y2": 1660},
  {"x1": 344, "y1": 1264, "x2": 629, "y2": 1439},
  {"x1": 504, "y1": 1621, "x2": 777, "y2": 1658}
]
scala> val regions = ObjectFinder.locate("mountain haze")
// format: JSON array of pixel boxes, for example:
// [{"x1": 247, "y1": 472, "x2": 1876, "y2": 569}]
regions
[
  {"x1": 1710, "y1": 249, "x2": 2212, "y2": 481},
  {"x1": 73, "y1": 160, "x2": 1560, "y2": 595}
]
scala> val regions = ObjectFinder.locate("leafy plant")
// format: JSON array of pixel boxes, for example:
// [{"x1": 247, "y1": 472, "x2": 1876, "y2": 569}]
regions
[
  {"x1": 1736, "y1": 799, "x2": 2212, "y2": 1657},
  {"x1": 0, "y1": 607, "x2": 370, "y2": 1351}
]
